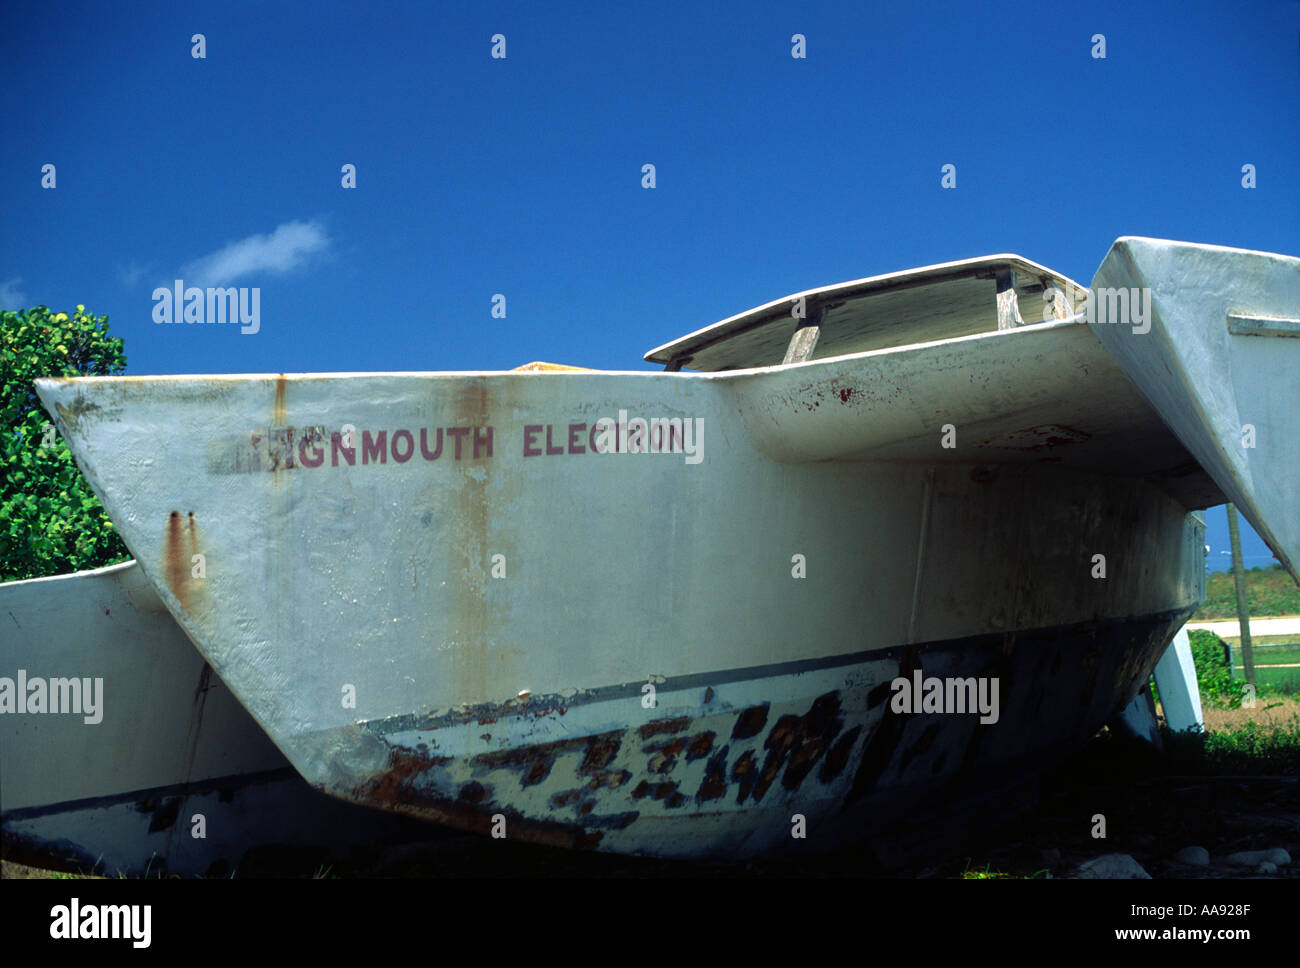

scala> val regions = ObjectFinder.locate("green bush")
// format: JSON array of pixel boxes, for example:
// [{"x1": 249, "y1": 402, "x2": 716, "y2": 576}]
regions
[
  {"x1": 0, "y1": 305, "x2": 129, "y2": 581},
  {"x1": 1187, "y1": 628, "x2": 1250, "y2": 707},
  {"x1": 1161, "y1": 716, "x2": 1300, "y2": 775}
]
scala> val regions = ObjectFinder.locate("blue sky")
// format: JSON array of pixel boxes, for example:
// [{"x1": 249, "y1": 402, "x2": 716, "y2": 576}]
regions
[{"x1": 2, "y1": 0, "x2": 1296, "y2": 570}]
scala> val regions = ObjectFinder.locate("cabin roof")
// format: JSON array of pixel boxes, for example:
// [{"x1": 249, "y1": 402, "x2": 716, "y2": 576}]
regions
[{"x1": 644, "y1": 254, "x2": 1083, "y2": 371}]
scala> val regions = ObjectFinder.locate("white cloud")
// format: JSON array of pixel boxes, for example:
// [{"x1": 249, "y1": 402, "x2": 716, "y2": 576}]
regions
[
  {"x1": 181, "y1": 220, "x2": 330, "y2": 286},
  {"x1": 0, "y1": 277, "x2": 28, "y2": 309},
  {"x1": 118, "y1": 261, "x2": 153, "y2": 287}
]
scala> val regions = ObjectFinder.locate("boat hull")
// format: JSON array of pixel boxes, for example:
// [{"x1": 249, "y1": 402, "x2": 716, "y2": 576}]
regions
[
  {"x1": 338, "y1": 605, "x2": 1195, "y2": 857},
  {"x1": 31, "y1": 236, "x2": 1296, "y2": 859},
  {"x1": 0, "y1": 562, "x2": 440, "y2": 875}
]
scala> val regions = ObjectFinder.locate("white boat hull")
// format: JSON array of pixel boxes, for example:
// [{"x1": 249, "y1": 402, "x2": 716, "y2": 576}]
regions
[
  {"x1": 30, "y1": 237, "x2": 1298, "y2": 858},
  {"x1": 0, "y1": 562, "x2": 438, "y2": 875}
]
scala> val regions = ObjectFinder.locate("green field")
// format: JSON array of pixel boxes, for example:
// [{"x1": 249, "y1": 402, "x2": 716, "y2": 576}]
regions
[
  {"x1": 1226, "y1": 643, "x2": 1300, "y2": 693},
  {"x1": 1195, "y1": 563, "x2": 1300, "y2": 619},
  {"x1": 1234, "y1": 668, "x2": 1300, "y2": 692},
  {"x1": 1229, "y1": 643, "x2": 1300, "y2": 664}
]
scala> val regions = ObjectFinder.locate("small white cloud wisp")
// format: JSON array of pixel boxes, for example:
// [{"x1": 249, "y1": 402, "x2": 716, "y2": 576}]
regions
[{"x1": 181, "y1": 219, "x2": 329, "y2": 286}]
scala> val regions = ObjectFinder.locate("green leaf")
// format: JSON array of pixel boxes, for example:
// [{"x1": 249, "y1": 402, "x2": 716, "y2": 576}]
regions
[{"x1": 0, "y1": 303, "x2": 129, "y2": 581}]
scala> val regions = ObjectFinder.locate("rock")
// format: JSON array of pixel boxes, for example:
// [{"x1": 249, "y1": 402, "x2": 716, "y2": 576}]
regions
[
  {"x1": 1257, "y1": 862, "x2": 1277, "y2": 874},
  {"x1": 1070, "y1": 853, "x2": 1151, "y2": 879},
  {"x1": 1223, "y1": 848, "x2": 1292, "y2": 867},
  {"x1": 1173, "y1": 846, "x2": 1210, "y2": 866}
]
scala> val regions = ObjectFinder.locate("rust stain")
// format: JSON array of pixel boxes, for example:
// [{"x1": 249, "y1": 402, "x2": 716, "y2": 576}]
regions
[
  {"x1": 639, "y1": 716, "x2": 690, "y2": 740},
  {"x1": 685, "y1": 731, "x2": 715, "y2": 762},
  {"x1": 630, "y1": 780, "x2": 681, "y2": 805},
  {"x1": 723, "y1": 691, "x2": 847, "y2": 803},
  {"x1": 642, "y1": 735, "x2": 686, "y2": 756},
  {"x1": 472, "y1": 729, "x2": 624, "y2": 791},
  {"x1": 272, "y1": 374, "x2": 287, "y2": 426},
  {"x1": 779, "y1": 691, "x2": 844, "y2": 792},
  {"x1": 458, "y1": 781, "x2": 488, "y2": 803},
  {"x1": 585, "y1": 770, "x2": 630, "y2": 790},
  {"x1": 577, "y1": 731, "x2": 623, "y2": 774},
  {"x1": 696, "y1": 745, "x2": 730, "y2": 803},
  {"x1": 355, "y1": 745, "x2": 608, "y2": 851},
  {"x1": 731, "y1": 750, "x2": 757, "y2": 803},
  {"x1": 447, "y1": 377, "x2": 496, "y2": 706},
  {"x1": 647, "y1": 750, "x2": 677, "y2": 774},
  {"x1": 549, "y1": 788, "x2": 583, "y2": 808},
  {"x1": 475, "y1": 742, "x2": 566, "y2": 788},
  {"x1": 754, "y1": 714, "x2": 800, "y2": 800},
  {"x1": 163, "y1": 511, "x2": 203, "y2": 612},
  {"x1": 364, "y1": 746, "x2": 452, "y2": 805},
  {"x1": 164, "y1": 511, "x2": 185, "y2": 603},
  {"x1": 731, "y1": 703, "x2": 769, "y2": 740}
]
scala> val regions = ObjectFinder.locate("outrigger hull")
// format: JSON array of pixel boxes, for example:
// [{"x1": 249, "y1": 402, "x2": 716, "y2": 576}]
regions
[
  {"x1": 30, "y1": 238, "x2": 1299, "y2": 859},
  {"x1": 0, "y1": 562, "x2": 438, "y2": 875}
]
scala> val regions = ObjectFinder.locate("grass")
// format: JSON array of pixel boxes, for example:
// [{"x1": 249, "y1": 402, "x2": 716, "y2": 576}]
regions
[
  {"x1": 1220, "y1": 641, "x2": 1300, "y2": 694},
  {"x1": 1, "y1": 860, "x2": 102, "y2": 879},
  {"x1": 1194, "y1": 563, "x2": 1300, "y2": 620},
  {"x1": 959, "y1": 858, "x2": 1049, "y2": 879},
  {"x1": 1229, "y1": 644, "x2": 1300, "y2": 663},
  {"x1": 1163, "y1": 709, "x2": 1300, "y2": 775},
  {"x1": 1229, "y1": 666, "x2": 1300, "y2": 693}
]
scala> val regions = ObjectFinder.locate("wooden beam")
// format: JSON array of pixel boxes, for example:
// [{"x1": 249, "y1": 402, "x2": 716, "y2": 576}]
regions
[
  {"x1": 1042, "y1": 279, "x2": 1071, "y2": 321},
  {"x1": 1227, "y1": 503, "x2": 1257, "y2": 686},
  {"x1": 782, "y1": 304, "x2": 825, "y2": 364},
  {"x1": 996, "y1": 270, "x2": 1023, "y2": 330}
]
